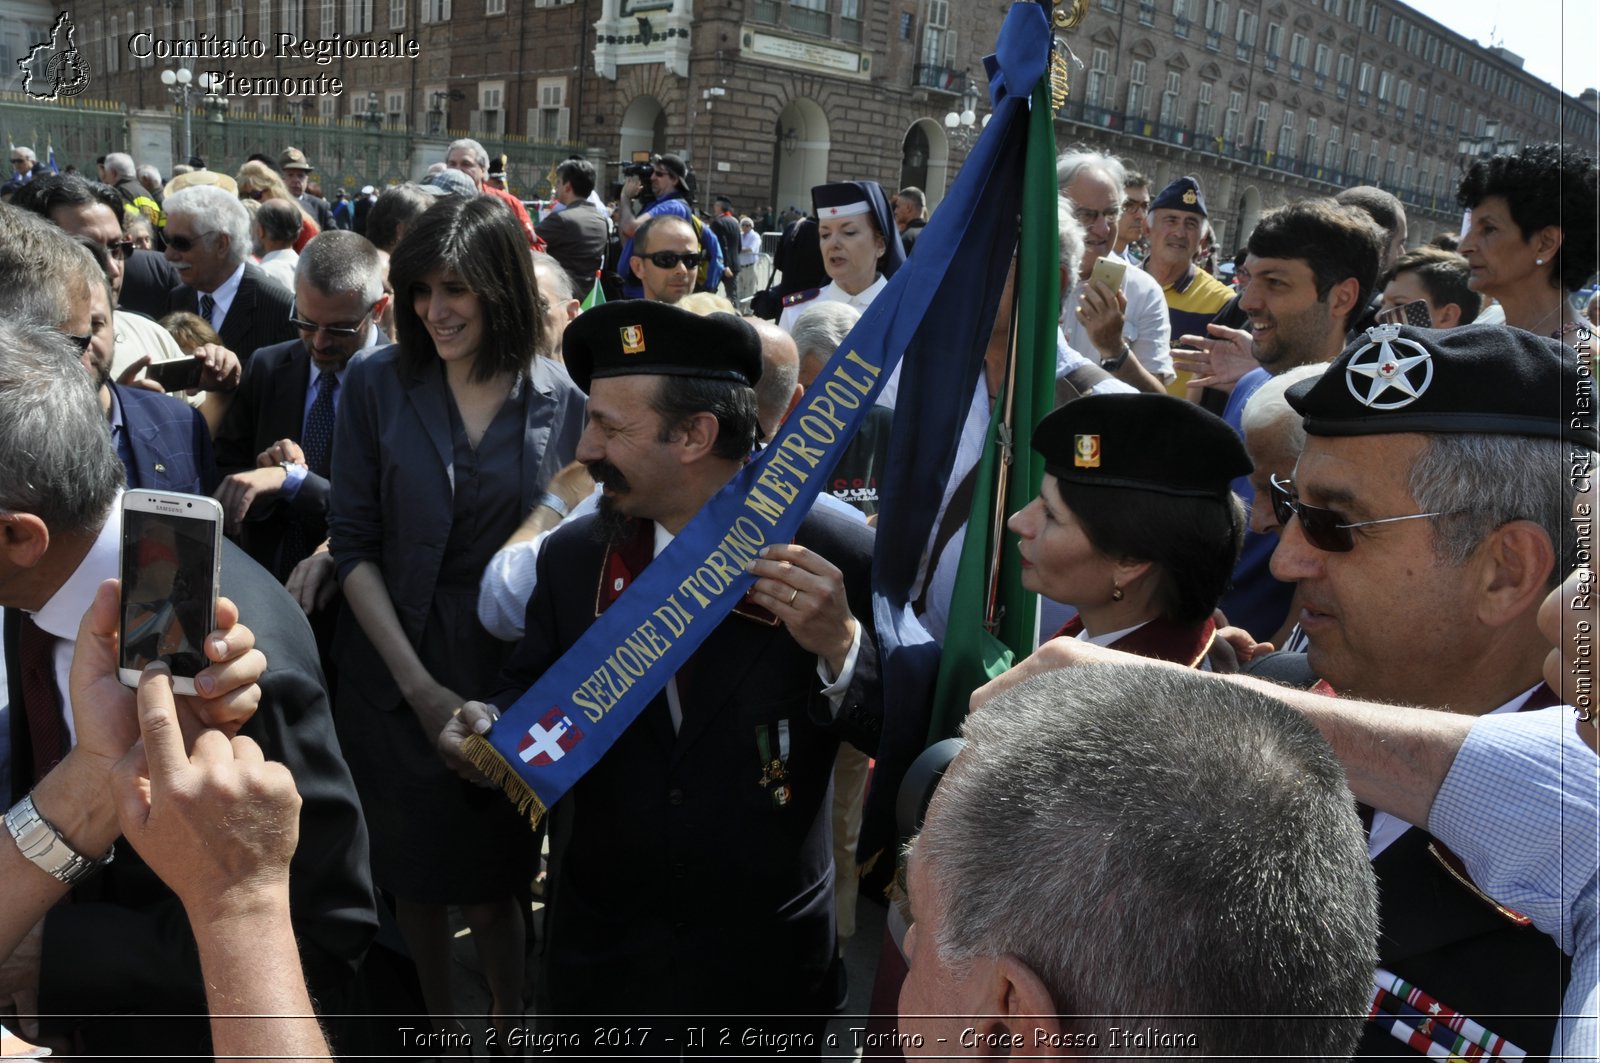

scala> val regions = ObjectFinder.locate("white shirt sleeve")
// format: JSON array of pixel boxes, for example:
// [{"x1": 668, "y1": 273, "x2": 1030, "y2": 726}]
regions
[
  {"x1": 476, "y1": 486, "x2": 603, "y2": 641},
  {"x1": 1120, "y1": 265, "x2": 1175, "y2": 382}
]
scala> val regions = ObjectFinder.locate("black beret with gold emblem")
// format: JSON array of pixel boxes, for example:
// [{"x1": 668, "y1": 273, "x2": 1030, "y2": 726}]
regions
[
  {"x1": 1149, "y1": 175, "x2": 1207, "y2": 217},
  {"x1": 1033, "y1": 393, "x2": 1250, "y2": 498},
  {"x1": 1286, "y1": 322, "x2": 1596, "y2": 450},
  {"x1": 563, "y1": 301, "x2": 763, "y2": 394}
]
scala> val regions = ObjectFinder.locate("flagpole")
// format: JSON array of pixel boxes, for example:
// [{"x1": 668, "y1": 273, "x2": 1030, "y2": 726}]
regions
[{"x1": 983, "y1": 219, "x2": 1026, "y2": 634}]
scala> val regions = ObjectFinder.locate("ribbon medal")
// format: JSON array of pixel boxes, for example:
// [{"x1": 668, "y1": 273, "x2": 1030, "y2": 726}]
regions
[{"x1": 755, "y1": 720, "x2": 793, "y2": 808}]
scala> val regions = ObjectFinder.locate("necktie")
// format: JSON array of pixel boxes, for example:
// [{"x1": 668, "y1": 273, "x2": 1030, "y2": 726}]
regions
[
  {"x1": 279, "y1": 370, "x2": 336, "y2": 577},
  {"x1": 302, "y1": 369, "x2": 336, "y2": 478},
  {"x1": 19, "y1": 614, "x2": 66, "y2": 786},
  {"x1": 198, "y1": 292, "x2": 216, "y2": 328}
]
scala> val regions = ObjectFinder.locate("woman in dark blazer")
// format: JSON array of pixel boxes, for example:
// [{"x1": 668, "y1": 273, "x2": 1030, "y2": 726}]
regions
[{"x1": 329, "y1": 194, "x2": 585, "y2": 1041}]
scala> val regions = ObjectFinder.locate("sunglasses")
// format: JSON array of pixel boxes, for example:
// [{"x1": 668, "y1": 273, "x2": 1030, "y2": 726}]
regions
[
  {"x1": 642, "y1": 250, "x2": 703, "y2": 270},
  {"x1": 288, "y1": 307, "x2": 370, "y2": 338},
  {"x1": 1269, "y1": 475, "x2": 1444, "y2": 553},
  {"x1": 162, "y1": 231, "x2": 208, "y2": 252},
  {"x1": 64, "y1": 332, "x2": 93, "y2": 353},
  {"x1": 105, "y1": 240, "x2": 136, "y2": 261}
]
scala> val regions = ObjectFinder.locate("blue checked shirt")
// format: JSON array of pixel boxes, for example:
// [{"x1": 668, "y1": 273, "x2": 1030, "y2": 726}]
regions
[{"x1": 1429, "y1": 706, "x2": 1599, "y2": 1059}]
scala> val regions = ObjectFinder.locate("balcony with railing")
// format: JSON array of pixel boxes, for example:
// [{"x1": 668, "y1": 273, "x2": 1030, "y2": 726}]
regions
[
  {"x1": 1205, "y1": 29, "x2": 1222, "y2": 50},
  {"x1": 1290, "y1": 62, "x2": 1304, "y2": 81},
  {"x1": 788, "y1": 5, "x2": 829, "y2": 35},
  {"x1": 1313, "y1": 73, "x2": 1327, "y2": 91},
  {"x1": 1174, "y1": 16, "x2": 1190, "y2": 38},
  {"x1": 1138, "y1": 2, "x2": 1154, "y2": 24},
  {"x1": 1263, "y1": 51, "x2": 1279, "y2": 73},
  {"x1": 1236, "y1": 42, "x2": 1253, "y2": 60},
  {"x1": 913, "y1": 64, "x2": 965, "y2": 92}
]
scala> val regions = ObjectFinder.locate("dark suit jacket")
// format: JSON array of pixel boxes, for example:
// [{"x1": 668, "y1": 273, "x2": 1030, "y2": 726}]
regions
[
  {"x1": 171, "y1": 262, "x2": 298, "y2": 365},
  {"x1": 328, "y1": 346, "x2": 587, "y2": 709},
  {"x1": 535, "y1": 200, "x2": 609, "y2": 297},
  {"x1": 114, "y1": 383, "x2": 218, "y2": 495},
  {"x1": 6, "y1": 538, "x2": 378, "y2": 1056},
  {"x1": 298, "y1": 191, "x2": 337, "y2": 235},
  {"x1": 489, "y1": 507, "x2": 881, "y2": 1016},
  {"x1": 213, "y1": 335, "x2": 386, "y2": 577},
  {"x1": 118, "y1": 249, "x2": 180, "y2": 321}
]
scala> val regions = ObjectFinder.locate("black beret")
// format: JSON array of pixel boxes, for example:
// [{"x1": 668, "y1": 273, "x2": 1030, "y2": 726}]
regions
[
  {"x1": 563, "y1": 301, "x2": 763, "y2": 394},
  {"x1": 1033, "y1": 393, "x2": 1251, "y2": 498},
  {"x1": 1286, "y1": 322, "x2": 1597, "y2": 450},
  {"x1": 1150, "y1": 175, "x2": 1206, "y2": 217}
]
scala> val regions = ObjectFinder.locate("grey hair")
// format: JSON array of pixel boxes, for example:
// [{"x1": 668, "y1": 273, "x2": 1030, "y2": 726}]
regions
[
  {"x1": 136, "y1": 163, "x2": 162, "y2": 187},
  {"x1": 1056, "y1": 194, "x2": 1085, "y2": 316},
  {"x1": 103, "y1": 152, "x2": 136, "y2": 180},
  {"x1": 447, "y1": 137, "x2": 490, "y2": 173},
  {"x1": 1056, "y1": 148, "x2": 1127, "y2": 196},
  {"x1": 922, "y1": 664, "x2": 1377, "y2": 1058},
  {"x1": 749, "y1": 318, "x2": 801, "y2": 441},
  {"x1": 296, "y1": 230, "x2": 383, "y2": 304},
  {"x1": 790, "y1": 301, "x2": 860, "y2": 378},
  {"x1": 165, "y1": 184, "x2": 252, "y2": 269},
  {"x1": 0, "y1": 203, "x2": 90, "y2": 327},
  {"x1": 1410, "y1": 434, "x2": 1587, "y2": 582},
  {"x1": 0, "y1": 317, "x2": 123, "y2": 535},
  {"x1": 530, "y1": 250, "x2": 576, "y2": 304},
  {"x1": 1239, "y1": 363, "x2": 1328, "y2": 451},
  {"x1": 13, "y1": 147, "x2": 34, "y2": 164}
]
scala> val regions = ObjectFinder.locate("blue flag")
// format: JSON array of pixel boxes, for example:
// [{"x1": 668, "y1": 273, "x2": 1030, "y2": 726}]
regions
[{"x1": 464, "y1": 2, "x2": 1057, "y2": 824}]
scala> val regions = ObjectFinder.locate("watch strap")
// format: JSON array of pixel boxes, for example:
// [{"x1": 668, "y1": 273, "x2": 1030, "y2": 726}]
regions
[{"x1": 5, "y1": 794, "x2": 114, "y2": 886}]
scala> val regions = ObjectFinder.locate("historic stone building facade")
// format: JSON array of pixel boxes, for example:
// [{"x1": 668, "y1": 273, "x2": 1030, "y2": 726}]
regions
[{"x1": 34, "y1": 0, "x2": 1600, "y2": 245}]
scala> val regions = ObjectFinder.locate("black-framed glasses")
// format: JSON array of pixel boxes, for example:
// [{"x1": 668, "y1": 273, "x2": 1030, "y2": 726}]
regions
[
  {"x1": 288, "y1": 304, "x2": 373, "y2": 338},
  {"x1": 162, "y1": 231, "x2": 208, "y2": 252},
  {"x1": 1269, "y1": 475, "x2": 1444, "y2": 553},
  {"x1": 63, "y1": 332, "x2": 93, "y2": 353},
  {"x1": 643, "y1": 250, "x2": 702, "y2": 270}
]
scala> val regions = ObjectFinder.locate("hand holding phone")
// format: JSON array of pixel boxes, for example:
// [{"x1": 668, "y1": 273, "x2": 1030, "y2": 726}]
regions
[
  {"x1": 1376, "y1": 299, "x2": 1432, "y2": 328},
  {"x1": 1088, "y1": 255, "x2": 1128, "y2": 293},
  {"x1": 119, "y1": 491, "x2": 224, "y2": 695},
  {"x1": 143, "y1": 357, "x2": 206, "y2": 393}
]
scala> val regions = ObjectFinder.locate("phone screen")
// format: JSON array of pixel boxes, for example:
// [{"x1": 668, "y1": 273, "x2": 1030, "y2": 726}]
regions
[
  {"x1": 145, "y1": 357, "x2": 205, "y2": 392},
  {"x1": 119, "y1": 497, "x2": 221, "y2": 684}
]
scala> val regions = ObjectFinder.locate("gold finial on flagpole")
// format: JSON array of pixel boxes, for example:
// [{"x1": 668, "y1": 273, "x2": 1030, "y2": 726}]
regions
[{"x1": 1048, "y1": 0, "x2": 1088, "y2": 110}]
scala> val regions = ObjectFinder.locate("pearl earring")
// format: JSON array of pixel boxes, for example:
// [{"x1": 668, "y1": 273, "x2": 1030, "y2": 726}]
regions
[{"x1": 1536, "y1": 258, "x2": 1545, "y2": 265}]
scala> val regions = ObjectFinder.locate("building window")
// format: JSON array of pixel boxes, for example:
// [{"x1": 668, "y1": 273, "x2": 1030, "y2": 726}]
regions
[
  {"x1": 1313, "y1": 43, "x2": 1331, "y2": 86},
  {"x1": 534, "y1": 78, "x2": 570, "y2": 142},
  {"x1": 1336, "y1": 53, "x2": 1352, "y2": 98},
  {"x1": 1172, "y1": 0, "x2": 1192, "y2": 38},
  {"x1": 347, "y1": 0, "x2": 372, "y2": 27},
  {"x1": 1395, "y1": 78, "x2": 1410, "y2": 118},
  {"x1": 1385, "y1": 144, "x2": 1399, "y2": 183},
  {"x1": 1324, "y1": 125, "x2": 1341, "y2": 169},
  {"x1": 107, "y1": 16, "x2": 119, "y2": 71},
  {"x1": 1289, "y1": 33, "x2": 1307, "y2": 79},
  {"x1": 1276, "y1": 108, "x2": 1294, "y2": 159},
  {"x1": 1223, "y1": 90, "x2": 1241, "y2": 146},
  {"x1": 1126, "y1": 60, "x2": 1148, "y2": 118},
  {"x1": 486, "y1": 0, "x2": 504, "y2": 11},
  {"x1": 920, "y1": 0, "x2": 949, "y2": 70},
  {"x1": 1086, "y1": 47, "x2": 1109, "y2": 107},
  {"x1": 1413, "y1": 86, "x2": 1425, "y2": 128},
  {"x1": 1252, "y1": 101, "x2": 1269, "y2": 151},
  {"x1": 390, "y1": 0, "x2": 404, "y2": 27},
  {"x1": 387, "y1": 91, "x2": 405, "y2": 123},
  {"x1": 1346, "y1": 134, "x2": 1361, "y2": 175},
  {"x1": 1302, "y1": 116, "x2": 1317, "y2": 162},
  {"x1": 838, "y1": 0, "x2": 862, "y2": 42},
  {"x1": 1357, "y1": 61, "x2": 1373, "y2": 104},
  {"x1": 422, "y1": 0, "x2": 449, "y2": 22},
  {"x1": 1234, "y1": 9, "x2": 1256, "y2": 59},
  {"x1": 1138, "y1": 1, "x2": 1154, "y2": 25},
  {"x1": 321, "y1": 0, "x2": 334, "y2": 35},
  {"x1": 1159, "y1": 71, "x2": 1181, "y2": 126},
  {"x1": 1195, "y1": 81, "x2": 1213, "y2": 137},
  {"x1": 476, "y1": 81, "x2": 504, "y2": 135},
  {"x1": 1263, "y1": 23, "x2": 1281, "y2": 72},
  {"x1": 791, "y1": 0, "x2": 829, "y2": 36},
  {"x1": 1367, "y1": 143, "x2": 1380, "y2": 181},
  {"x1": 1202, "y1": 0, "x2": 1226, "y2": 48}
]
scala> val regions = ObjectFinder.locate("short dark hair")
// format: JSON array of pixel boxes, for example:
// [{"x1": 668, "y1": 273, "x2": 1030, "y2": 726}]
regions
[
  {"x1": 634, "y1": 212, "x2": 695, "y2": 256},
  {"x1": 649, "y1": 375, "x2": 760, "y2": 462},
  {"x1": 1335, "y1": 185, "x2": 1405, "y2": 242},
  {"x1": 1247, "y1": 198, "x2": 1384, "y2": 330},
  {"x1": 556, "y1": 157, "x2": 596, "y2": 200},
  {"x1": 1055, "y1": 478, "x2": 1246, "y2": 626},
  {"x1": 1123, "y1": 169, "x2": 1150, "y2": 191},
  {"x1": 364, "y1": 183, "x2": 435, "y2": 253},
  {"x1": 255, "y1": 198, "x2": 302, "y2": 245},
  {"x1": 390, "y1": 195, "x2": 545, "y2": 384},
  {"x1": 1456, "y1": 142, "x2": 1599, "y2": 294},
  {"x1": 12, "y1": 174, "x2": 124, "y2": 228},
  {"x1": 1428, "y1": 231, "x2": 1461, "y2": 252},
  {"x1": 1383, "y1": 247, "x2": 1480, "y2": 324}
]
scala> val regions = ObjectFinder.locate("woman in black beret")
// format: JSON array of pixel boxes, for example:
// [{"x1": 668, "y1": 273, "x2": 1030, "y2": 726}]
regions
[{"x1": 1009, "y1": 393, "x2": 1251, "y2": 668}]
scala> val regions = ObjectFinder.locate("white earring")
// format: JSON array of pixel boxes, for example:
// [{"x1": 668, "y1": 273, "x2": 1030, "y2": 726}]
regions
[{"x1": 1536, "y1": 258, "x2": 1545, "y2": 265}]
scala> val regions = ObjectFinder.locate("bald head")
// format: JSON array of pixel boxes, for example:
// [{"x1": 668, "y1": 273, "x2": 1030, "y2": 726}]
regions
[{"x1": 750, "y1": 319, "x2": 801, "y2": 440}]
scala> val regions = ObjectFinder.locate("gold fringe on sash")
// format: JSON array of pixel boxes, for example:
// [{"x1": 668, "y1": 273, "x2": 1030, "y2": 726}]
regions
[{"x1": 462, "y1": 732, "x2": 549, "y2": 829}]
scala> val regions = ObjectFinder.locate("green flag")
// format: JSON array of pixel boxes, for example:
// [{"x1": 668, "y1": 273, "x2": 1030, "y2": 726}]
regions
[
  {"x1": 580, "y1": 271, "x2": 606, "y2": 311},
  {"x1": 927, "y1": 79, "x2": 1060, "y2": 744}
]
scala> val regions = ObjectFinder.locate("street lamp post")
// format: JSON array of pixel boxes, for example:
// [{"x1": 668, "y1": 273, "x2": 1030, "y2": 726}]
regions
[
  {"x1": 702, "y1": 86, "x2": 726, "y2": 207},
  {"x1": 160, "y1": 66, "x2": 217, "y2": 162},
  {"x1": 943, "y1": 77, "x2": 990, "y2": 148}
]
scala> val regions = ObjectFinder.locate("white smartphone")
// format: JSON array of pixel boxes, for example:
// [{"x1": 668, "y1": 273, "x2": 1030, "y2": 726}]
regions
[
  {"x1": 118, "y1": 491, "x2": 224, "y2": 695},
  {"x1": 1089, "y1": 255, "x2": 1127, "y2": 292}
]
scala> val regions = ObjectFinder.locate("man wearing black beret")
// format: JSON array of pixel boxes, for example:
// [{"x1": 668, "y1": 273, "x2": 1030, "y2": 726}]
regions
[
  {"x1": 1269, "y1": 321, "x2": 1593, "y2": 1057},
  {"x1": 458, "y1": 301, "x2": 881, "y2": 1035}
]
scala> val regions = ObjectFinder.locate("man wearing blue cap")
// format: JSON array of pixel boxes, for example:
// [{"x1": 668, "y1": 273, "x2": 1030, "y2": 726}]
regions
[
  {"x1": 1142, "y1": 175, "x2": 1234, "y2": 343},
  {"x1": 1269, "y1": 322, "x2": 1590, "y2": 1058}
]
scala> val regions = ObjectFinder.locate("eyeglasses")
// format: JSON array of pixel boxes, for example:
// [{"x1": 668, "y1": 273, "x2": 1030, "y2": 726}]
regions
[
  {"x1": 162, "y1": 231, "x2": 208, "y2": 252},
  {"x1": 1072, "y1": 206, "x2": 1121, "y2": 227},
  {"x1": 9, "y1": 158, "x2": 25, "y2": 165},
  {"x1": 64, "y1": 332, "x2": 93, "y2": 352},
  {"x1": 1269, "y1": 475, "x2": 1444, "y2": 553},
  {"x1": 105, "y1": 240, "x2": 135, "y2": 261},
  {"x1": 642, "y1": 250, "x2": 703, "y2": 270},
  {"x1": 288, "y1": 308, "x2": 371, "y2": 338},
  {"x1": 1121, "y1": 199, "x2": 1149, "y2": 214}
]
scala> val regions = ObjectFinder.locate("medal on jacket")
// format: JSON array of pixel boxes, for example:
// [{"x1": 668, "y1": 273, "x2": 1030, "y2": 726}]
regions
[{"x1": 755, "y1": 720, "x2": 792, "y2": 808}]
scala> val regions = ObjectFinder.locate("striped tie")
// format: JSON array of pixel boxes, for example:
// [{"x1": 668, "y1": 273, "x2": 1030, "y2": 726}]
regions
[{"x1": 199, "y1": 292, "x2": 216, "y2": 327}]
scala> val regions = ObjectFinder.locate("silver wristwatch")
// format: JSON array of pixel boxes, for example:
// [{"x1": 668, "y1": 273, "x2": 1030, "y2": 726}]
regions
[{"x1": 5, "y1": 794, "x2": 113, "y2": 885}]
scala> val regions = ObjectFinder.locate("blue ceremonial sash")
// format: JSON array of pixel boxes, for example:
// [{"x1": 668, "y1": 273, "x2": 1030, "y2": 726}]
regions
[{"x1": 466, "y1": 1, "x2": 1054, "y2": 819}]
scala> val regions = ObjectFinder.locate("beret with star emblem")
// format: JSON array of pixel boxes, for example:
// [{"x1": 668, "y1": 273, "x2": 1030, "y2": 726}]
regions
[{"x1": 1286, "y1": 322, "x2": 1596, "y2": 450}]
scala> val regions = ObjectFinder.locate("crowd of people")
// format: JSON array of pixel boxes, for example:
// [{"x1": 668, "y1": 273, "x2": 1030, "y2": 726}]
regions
[{"x1": 0, "y1": 122, "x2": 1595, "y2": 1063}]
